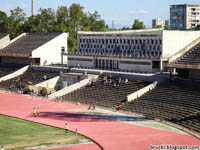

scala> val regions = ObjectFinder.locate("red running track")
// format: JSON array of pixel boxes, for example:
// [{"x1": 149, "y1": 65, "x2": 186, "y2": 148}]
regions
[{"x1": 0, "y1": 92, "x2": 199, "y2": 150}]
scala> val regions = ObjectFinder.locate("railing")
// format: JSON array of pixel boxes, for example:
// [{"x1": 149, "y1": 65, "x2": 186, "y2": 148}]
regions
[
  {"x1": 127, "y1": 81, "x2": 158, "y2": 102},
  {"x1": 65, "y1": 51, "x2": 161, "y2": 59},
  {"x1": 167, "y1": 63, "x2": 200, "y2": 69}
]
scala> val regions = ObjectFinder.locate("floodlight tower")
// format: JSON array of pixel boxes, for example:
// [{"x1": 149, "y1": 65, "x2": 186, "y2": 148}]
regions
[{"x1": 31, "y1": 0, "x2": 34, "y2": 16}]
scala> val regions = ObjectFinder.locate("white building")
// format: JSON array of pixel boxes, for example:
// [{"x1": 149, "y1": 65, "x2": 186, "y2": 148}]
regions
[
  {"x1": 66, "y1": 29, "x2": 200, "y2": 73},
  {"x1": 152, "y1": 19, "x2": 165, "y2": 28},
  {"x1": 170, "y1": 4, "x2": 200, "y2": 30},
  {"x1": 0, "y1": 33, "x2": 68, "y2": 65}
]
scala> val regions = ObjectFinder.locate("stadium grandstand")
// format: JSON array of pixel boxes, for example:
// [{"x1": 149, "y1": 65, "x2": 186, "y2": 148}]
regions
[
  {"x1": 0, "y1": 32, "x2": 68, "y2": 66},
  {"x1": 0, "y1": 29, "x2": 200, "y2": 149}
]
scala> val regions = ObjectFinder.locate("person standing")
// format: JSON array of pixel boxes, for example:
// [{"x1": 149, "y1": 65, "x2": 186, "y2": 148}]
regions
[
  {"x1": 1, "y1": 145, "x2": 4, "y2": 150},
  {"x1": 65, "y1": 123, "x2": 68, "y2": 134},
  {"x1": 37, "y1": 108, "x2": 40, "y2": 117},
  {"x1": 33, "y1": 108, "x2": 37, "y2": 117}
]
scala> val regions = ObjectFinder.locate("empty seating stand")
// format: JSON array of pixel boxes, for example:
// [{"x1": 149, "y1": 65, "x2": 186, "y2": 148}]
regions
[
  {"x1": 0, "y1": 33, "x2": 60, "y2": 55},
  {"x1": 59, "y1": 77, "x2": 149, "y2": 108},
  {"x1": 0, "y1": 68, "x2": 59, "y2": 92},
  {"x1": 176, "y1": 43, "x2": 200, "y2": 65},
  {"x1": 122, "y1": 79, "x2": 200, "y2": 133},
  {"x1": 0, "y1": 63, "x2": 25, "y2": 78}
]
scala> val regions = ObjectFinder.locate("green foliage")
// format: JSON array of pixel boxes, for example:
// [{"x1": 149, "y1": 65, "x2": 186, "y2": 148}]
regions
[
  {"x1": 0, "y1": 4, "x2": 107, "y2": 51},
  {"x1": 132, "y1": 19, "x2": 145, "y2": 30},
  {"x1": 0, "y1": 11, "x2": 9, "y2": 32},
  {"x1": 155, "y1": 25, "x2": 162, "y2": 28},
  {"x1": 9, "y1": 6, "x2": 26, "y2": 39},
  {"x1": 121, "y1": 26, "x2": 131, "y2": 30},
  {"x1": 0, "y1": 115, "x2": 87, "y2": 150},
  {"x1": 164, "y1": 25, "x2": 170, "y2": 30}
]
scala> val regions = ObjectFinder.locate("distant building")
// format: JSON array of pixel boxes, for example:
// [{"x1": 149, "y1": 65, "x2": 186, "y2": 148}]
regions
[
  {"x1": 165, "y1": 19, "x2": 170, "y2": 27},
  {"x1": 152, "y1": 18, "x2": 164, "y2": 28},
  {"x1": 170, "y1": 4, "x2": 200, "y2": 30}
]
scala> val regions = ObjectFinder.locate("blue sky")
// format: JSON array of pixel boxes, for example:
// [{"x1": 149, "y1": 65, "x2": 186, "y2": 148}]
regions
[{"x1": 0, "y1": 0, "x2": 200, "y2": 28}]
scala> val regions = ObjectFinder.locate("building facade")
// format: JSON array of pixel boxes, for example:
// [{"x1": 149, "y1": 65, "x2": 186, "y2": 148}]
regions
[
  {"x1": 66, "y1": 29, "x2": 200, "y2": 73},
  {"x1": 170, "y1": 4, "x2": 200, "y2": 30},
  {"x1": 152, "y1": 19, "x2": 165, "y2": 28}
]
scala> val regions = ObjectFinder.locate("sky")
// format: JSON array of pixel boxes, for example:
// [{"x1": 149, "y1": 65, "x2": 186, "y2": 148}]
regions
[{"x1": 0, "y1": 0, "x2": 200, "y2": 28}]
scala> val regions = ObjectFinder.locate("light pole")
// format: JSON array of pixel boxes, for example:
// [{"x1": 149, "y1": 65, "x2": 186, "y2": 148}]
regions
[{"x1": 61, "y1": 46, "x2": 65, "y2": 71}]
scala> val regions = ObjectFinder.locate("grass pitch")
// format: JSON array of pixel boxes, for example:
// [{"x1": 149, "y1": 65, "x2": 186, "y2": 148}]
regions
[{"x1": 0, "y1": 115, "x2": 89, "y2": 150}]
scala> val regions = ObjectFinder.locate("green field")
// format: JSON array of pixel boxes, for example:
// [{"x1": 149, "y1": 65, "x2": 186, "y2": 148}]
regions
[{"x1": 0, "y1": 115, "x2": 89, "y2": 150}]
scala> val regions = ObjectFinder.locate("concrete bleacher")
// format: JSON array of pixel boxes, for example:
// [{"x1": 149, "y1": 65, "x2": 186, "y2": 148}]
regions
[
  {"x1": 122, "y1": 79, "x2": 200, "y2": 133},
  {"x1": 0, "y1": 33, "x2": 59, "y2": 55},
  {"x1": 176, "y1": 42, "x2": 200, "y2": 65},
  {"x1": 0, "y1": 68, "x2": 59, "y2": 92},
  {"x1": 0, "y1": 63, "x2": 25, "y2": 78},
  {"x1": 59, "y1": 76, "x2": 150, "y2": 108}
]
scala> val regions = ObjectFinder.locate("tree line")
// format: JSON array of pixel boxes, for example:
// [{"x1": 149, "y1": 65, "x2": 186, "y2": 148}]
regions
[
  {"x1": 0, "y1": 3, "x2": 148, "y2": 51},
  {"x1": 0, "y1": 4, "x2": 107, "y2": 51}
]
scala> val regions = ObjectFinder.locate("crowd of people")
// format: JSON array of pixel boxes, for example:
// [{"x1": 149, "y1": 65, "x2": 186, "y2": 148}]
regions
[
  {"x1": 33, "y1": 108, "x2": 40, "y2": 117},
  {"x1": 101, "y1": 75, "x2": 129, "y2": 88}
]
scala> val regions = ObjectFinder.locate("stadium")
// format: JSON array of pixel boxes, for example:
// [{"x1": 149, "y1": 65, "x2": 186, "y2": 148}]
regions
[{"x1": 0, "y1": 27, "x2": 200, "y2": 150}]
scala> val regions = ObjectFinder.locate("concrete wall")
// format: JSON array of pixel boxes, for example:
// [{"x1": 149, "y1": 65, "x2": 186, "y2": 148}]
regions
[
  {"x1": 35, "y1": 76, "x2": 60, "y2": 89},
  {"x1": 0, "y1": 65, "x2": 29, "y2": 83},
  {"x1": 162, "y1": 30, "x2": 200, "y2": 59},
  {"x1": 67, "y1": 55, "x2": 94, "y2": 68},
  {"x1": 32, "y1": 33, "x2": 68, "y2": 66},
  {"x1": 119, "y1": 58, "x2": 152, "y2": 73},
  {"x1": 1, "y1": 57, "x2": 32, "y2": 64},
  {"x1": 127, "y1": 81, "x2": 157, "y2": 102},
  {"x1": 48, "y1": 78, "x2": 90, "y2": 99},
  {"x1": 0, "y1": 35, "x2": 10, "y2": 50}
]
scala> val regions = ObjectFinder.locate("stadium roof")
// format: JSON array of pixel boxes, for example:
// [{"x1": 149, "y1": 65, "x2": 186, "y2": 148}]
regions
[
  {"x1": 78, "y1": 28, "x2": 163, "y2": 35},
  {"x1": 0, "y1": 33, "x2": 61, "y2": 57}
]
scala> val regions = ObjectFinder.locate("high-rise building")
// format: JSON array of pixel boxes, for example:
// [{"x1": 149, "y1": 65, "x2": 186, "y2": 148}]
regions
[
  {"x1": 152, "y1": 18, "x2": 164, "y2": 28},
  {"x1": 165, "y1": 19, "x2": 170, "y2": 27},
  {"x1": 170, "y1": 4, "x2": 200, "y2": 30}
]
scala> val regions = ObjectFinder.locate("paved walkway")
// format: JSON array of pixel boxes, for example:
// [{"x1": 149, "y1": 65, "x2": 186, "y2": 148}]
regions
[{"x1": 0, "y1": 92, "x2": 199, "y2": 150}]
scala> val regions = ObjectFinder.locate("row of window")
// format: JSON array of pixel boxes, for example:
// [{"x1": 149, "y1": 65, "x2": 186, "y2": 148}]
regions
[
  {"x1": 79, "y1": 49, "x2": 162, "y2": 56},
  {"x1": 79, "y1": 44, "x2": 161, "y2": 51},
  {"x1": 79, "y1": 38, "x2": 162, "y2": 45}
]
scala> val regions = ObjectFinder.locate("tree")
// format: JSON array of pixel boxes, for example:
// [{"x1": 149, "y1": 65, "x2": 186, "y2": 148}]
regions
[
  {"x1": 121, "y1": 26, "x2": 131, "y2": 30},
  {"x1": 164, "y1": 25, "x2": 170, "y2": 30},
  {"x1": 9, "y1": 6, "x2": 26, "y2": 38},
  {"x1": 89, "y1": 11, "x2": 106, "y2": 31},
  {"x1": 155, "y1": 25, "x2": 162, "y2": 28},
  {"x1": 69, "y1": 3, "x2": 84, "y2": 31},
  {"x1": 132, "y1": 19, "x2": 145, "y2": 30},
  {"x1": 37, "y1": 8, "x2": 55, "y2": 33},
  {"x1": 23, "y1": 15, "x2": 40, "y2": 33},
  {"x1": 54, "y1": 6, "x2": 68, "y2": 32},
  {"x1": 0, "y1": 11, "x2": 9, "y2": 33}
]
